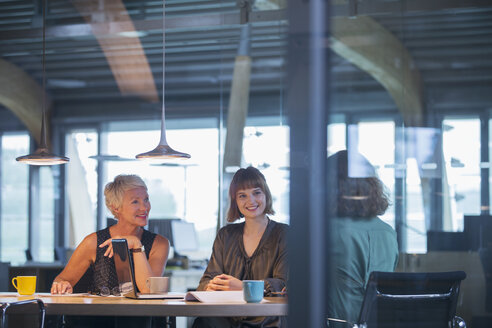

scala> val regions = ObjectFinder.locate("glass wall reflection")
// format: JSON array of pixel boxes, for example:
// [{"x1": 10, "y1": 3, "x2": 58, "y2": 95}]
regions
[{"x1": 328, "y1": 2, "x2": 492, "y2": 326}]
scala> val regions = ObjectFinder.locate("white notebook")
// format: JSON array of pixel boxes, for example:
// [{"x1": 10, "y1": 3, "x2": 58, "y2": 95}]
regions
[{"x1": 184, "y1": 291, "x2": 246, "y2": 303}]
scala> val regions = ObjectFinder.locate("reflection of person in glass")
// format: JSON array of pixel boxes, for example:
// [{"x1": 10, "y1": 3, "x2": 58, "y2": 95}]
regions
[
  {"x1": 326, "y1": 150, "x2": 399, "y2": 326},
  {"x1": 194, "y1": 166, "x2": 288, "y2": 328},
  {"x1": 51, "y1": 174, "x2": 170, "y2": 295}
]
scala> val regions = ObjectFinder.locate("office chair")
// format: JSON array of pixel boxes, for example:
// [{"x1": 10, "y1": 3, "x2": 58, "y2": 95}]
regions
[
  {"x1": 327, "y1": 271, "x2": 467, "y2": 328},
  {"x1": 0, "y1": 299, "x2": 46, "y2": 328}
]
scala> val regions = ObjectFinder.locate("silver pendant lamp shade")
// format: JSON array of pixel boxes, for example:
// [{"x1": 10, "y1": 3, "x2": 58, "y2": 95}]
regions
[
  {"x1": 15, "y1": 137, "x2": 70, "y2": 165},
  {"x1": 136, "y1": 0, "x2": 190, "y2": 160},
  {"x1": 16, "y1": 0, "x2": 69, "y2": 165}
]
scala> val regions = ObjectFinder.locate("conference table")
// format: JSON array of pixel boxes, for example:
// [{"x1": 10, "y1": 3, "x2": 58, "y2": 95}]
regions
[{"x1": 0, "y1": 292, "x2": 287, "y2": 324}]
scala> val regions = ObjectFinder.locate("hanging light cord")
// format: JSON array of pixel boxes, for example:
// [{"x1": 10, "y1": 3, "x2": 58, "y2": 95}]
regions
[
  {"x1": 159, "y1": 0, "x2": 168, "y2": 145},
  {"x1": 40, "y1": 0, "x2": 48, "y2": 148},
  {"x1": 162, "y1": 0, "x2": 165, "y2": 114},
  {"x1": 134, "y1": 0, "x2": 190, "y2": 159},
  {"x1": 14, "y1": 0, "x2": 70, "y2": 164}
]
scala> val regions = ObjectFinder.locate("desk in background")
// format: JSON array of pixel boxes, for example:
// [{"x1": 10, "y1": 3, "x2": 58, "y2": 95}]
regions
[{"x1": 166, "y1": 268, "x2": 204, "y2": 292}]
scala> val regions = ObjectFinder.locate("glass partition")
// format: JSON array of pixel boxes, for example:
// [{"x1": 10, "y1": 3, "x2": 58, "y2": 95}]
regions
[
  {"x1": 327, "y1": 2, "x2": 492, "y2": 326},
  {"x1": 1, "y1": 0, "x2": 491, "y2": 324}
]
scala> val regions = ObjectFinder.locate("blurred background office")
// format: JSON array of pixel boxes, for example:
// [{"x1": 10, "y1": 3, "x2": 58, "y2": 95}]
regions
[{"x1": 1, "y1": 0, "x2": 492, "y2": 326}]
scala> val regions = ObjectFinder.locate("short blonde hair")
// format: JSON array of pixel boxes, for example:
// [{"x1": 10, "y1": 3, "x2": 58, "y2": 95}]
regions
[{"x1": 104, "y1": 174, "x2": 147, "y2": 216}]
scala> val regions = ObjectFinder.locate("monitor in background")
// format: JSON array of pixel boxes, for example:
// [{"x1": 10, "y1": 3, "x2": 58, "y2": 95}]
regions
[
  {"x1": 426, "y1": 231, "x2": 467, "y2": 252},
  {"x1": 464, "y1": 215, "x2": 492, "y2": 251},
  {"x1": 148, "y1": 218, "x2": 178, "y2": 246},
  {"x1": 171, "y1": 220, "x2": 199, "y2": 255}
]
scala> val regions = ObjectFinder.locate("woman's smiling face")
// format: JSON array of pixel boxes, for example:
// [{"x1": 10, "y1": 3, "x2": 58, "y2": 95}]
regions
[
  {"x1": 114, "y1": 187, "x2": 151, "y2": 226},
  {"x1": 235, "y1": 187, "x2": 266, "y2": 220}
]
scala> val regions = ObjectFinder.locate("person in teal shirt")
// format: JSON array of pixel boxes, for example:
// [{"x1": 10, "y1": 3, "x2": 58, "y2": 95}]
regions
[{"x1": 326, "y1": 150, "x2": 399, "y2": 326}]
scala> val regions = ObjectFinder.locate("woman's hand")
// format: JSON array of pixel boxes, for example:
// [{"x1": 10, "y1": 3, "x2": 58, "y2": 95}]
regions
[
  {"x1": 99, "y1": 236, "x2": 142, "y2": 258},
  {"x1": 206, "y1": 274, "x2": 242, "y2": 291},
  {"x1": 51, "y1": 280, "x2": 73, "y2": 294}
]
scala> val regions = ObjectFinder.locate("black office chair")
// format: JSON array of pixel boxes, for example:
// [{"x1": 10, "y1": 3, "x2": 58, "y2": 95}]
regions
[
  {"x1": 0, "y1": 299, "x2": 46, "y2": 328},
  {"x1": 327, "y1": 271, "x2": 467, "y2": 328}
]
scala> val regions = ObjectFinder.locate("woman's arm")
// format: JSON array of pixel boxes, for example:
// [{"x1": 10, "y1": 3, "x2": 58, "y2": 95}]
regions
[
  {"x1": 197, "y1": 231, "x2": 225, "y2": 291},
  {"x1": 99, "y1": 234, "x2": 170, "y2": 293},
  {"x1": 51, "y1": 233, "x2": 97, "y2": 294},
  {"x1": 134, "y1": 234, "x2": 169, "y2": 293},
  {"x1": 263, "y1": 227, "x2": 288, "y2": 295},
  {"x1": 263, "y1": 251, "x2": 288, "y2": 295}
]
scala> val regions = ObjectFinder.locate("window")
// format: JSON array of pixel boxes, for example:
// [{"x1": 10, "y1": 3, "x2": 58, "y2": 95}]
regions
[
  {"x1": 352, "y1": 121, "x2": 396, "y2": 228},
  {"x1": 66, "y1": 130, "x2": 99, "y2": 247},
  {"x1": 442, "y1": 118, "x2": 481, "y2": 231},
  {"x1": 104, "y1": 122, "x2": 219, "y2": 259},
  {"x1": 62, "y1": 118, "x2": 291, "y2": 260},
  {"x1": 242, "y1": 125, "x2": 290, "y2": 224},
  {"x1": 38, "y1": 167, "x2": 55, "y2": 261},
  {"x1": 1, "y1": 133, "x2": 29, "y2": 263}
]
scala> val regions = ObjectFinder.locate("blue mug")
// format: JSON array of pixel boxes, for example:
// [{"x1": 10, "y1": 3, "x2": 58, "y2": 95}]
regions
[{"x1": 242, "y1": 280, "x2": 264, "y2": 303}]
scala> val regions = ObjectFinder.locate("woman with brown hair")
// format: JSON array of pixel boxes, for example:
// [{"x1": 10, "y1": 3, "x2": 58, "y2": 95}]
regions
[
  {"x1": 194, "y1": 166, "x2": 288, "y2": 327},
  {"x1": 326, "y1": 150, "x2": 399, "y2": 327}
]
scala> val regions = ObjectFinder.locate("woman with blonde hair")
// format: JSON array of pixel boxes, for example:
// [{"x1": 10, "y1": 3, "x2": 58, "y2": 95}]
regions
[
  {"x1": 51, "y1": 174, "x2": 170, "y2": 327},
  {"x1": 51, "y1": 174, "x2": 169, "y2": 295}
]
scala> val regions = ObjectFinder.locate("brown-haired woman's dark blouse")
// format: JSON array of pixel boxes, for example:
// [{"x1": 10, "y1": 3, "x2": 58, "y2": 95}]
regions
[{"x1": 197, "y1": 218, "x2": 288, "y2": 327}]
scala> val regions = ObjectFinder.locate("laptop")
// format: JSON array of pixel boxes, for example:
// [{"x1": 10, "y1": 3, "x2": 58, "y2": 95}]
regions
[{"x1": 112, "y1": 238, "x2": 185, "y2": 299}]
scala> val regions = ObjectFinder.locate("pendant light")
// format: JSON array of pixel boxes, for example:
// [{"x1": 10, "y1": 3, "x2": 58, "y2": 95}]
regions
[
  {"x1": 136, "y1": 0, "x2": 190, "y2": 160},
  {"x1": 16, "y1": 0, "x2": 69, "y2": 165}
]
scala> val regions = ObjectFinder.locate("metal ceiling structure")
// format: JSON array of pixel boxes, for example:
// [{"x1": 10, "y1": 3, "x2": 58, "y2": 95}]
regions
[{"x1": 1, "y1": 0, "x2": 492, "y2": 126}]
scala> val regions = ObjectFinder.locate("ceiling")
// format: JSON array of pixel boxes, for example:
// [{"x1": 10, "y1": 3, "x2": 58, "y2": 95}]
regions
[{"x1": 1, "y1": 0, "x2": 492, "y2": 128}]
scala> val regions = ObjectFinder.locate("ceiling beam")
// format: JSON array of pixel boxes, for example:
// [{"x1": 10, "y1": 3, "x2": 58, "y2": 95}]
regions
[
  {"x1": 332, "y1": 0, "x2": 492, "y2": 16},
  {"x1": 0, "y1": 58, "x2": 45, "y2": 144},
  {"x1": 2, "y1": 0, "x2": 491, "y2": 41},
  {"x1": 69, "y1": 0, "x2": 158, "y2": 103},
  {"x1": 331, "y1": 15, "x2": 424, "y2": 126},
  {"x1": 0, "y1": 10, "x2": 286, "y2": 41}
]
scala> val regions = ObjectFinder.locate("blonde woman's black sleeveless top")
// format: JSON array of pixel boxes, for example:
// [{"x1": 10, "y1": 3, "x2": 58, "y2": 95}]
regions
[{"x1": 73, "y1": 227, "x2": 156, "y2": 293}]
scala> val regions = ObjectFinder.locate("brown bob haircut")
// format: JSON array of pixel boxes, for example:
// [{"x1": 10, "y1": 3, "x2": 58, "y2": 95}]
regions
[
  {"x1": 226, "y1": 166, "x2": 275, "y2": 222},
  {"x1": 327, "y1": 150, "x2": 389, "y2": 218}
]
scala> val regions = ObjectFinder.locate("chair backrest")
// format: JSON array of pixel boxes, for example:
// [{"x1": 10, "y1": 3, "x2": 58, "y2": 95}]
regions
[
  {"x1": 0, "y1": 299, "x2": 45, "y2": 328},
  {"x1": 358, "y1": 271, "x2": 466, "y2": 328}
]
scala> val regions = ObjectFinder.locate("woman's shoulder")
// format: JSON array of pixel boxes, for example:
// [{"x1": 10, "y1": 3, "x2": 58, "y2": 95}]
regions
[
  {"x1": 215, "y1": 222, "x2": 245, "y2": 240},
  {"x1": 371, "y1": 217, "x2": 396, "y2": 232},
  {"x1": 76, "y1": 232, "x2": 98, "y2": 254},
  {"x1": 357, "y1": 216, "x2": 397, "y2": 237},
  {"x1": 334, "y1": 216, "x2": 395, "y2": 234},
  {"x1": 82, "y1": 231, "x2": 98, "y2": 243},
  {"x1": 269, "y1": 219, "x2": 289, "y2": 233},
  {"x1": 153, "y1": 233, "x2": 170, "y2": 247},
  {"x1": 266, "y1": 220, "x2": 288, "y2": 246},
  {"x1": 218, "y1": 222, "x2": 244, "y2": 233},
  {"x1": 270, "y1": 219, "x2": 289, "y2": 228}
]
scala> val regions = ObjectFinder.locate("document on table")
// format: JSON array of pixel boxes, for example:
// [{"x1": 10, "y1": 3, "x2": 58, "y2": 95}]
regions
[
  {"x1": 185, "y1": 291, "x2": 246, "y2": 303},
  {"x1": 36, "y1": 292, "x2": 92, "y2": 297}
]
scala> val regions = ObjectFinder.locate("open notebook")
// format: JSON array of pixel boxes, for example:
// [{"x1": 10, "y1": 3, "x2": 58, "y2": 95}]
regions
[{"x1": 112, "y1": 238, "x2": 185, "y2": 299}]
